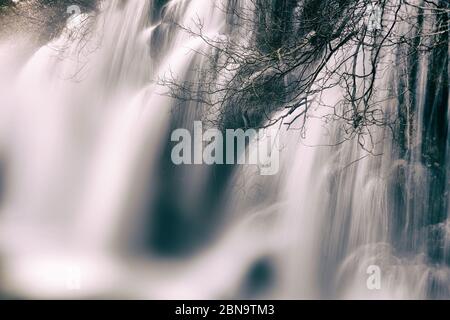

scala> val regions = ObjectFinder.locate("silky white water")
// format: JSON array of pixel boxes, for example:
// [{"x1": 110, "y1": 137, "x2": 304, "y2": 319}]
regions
[{"x1": 0, "y1": 0, "x2": 448, "y2": 299}]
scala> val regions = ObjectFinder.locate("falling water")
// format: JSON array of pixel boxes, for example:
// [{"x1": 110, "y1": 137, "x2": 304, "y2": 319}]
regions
[{"x1": 0, "y1": 0, "x2": 448, "y2": 299}]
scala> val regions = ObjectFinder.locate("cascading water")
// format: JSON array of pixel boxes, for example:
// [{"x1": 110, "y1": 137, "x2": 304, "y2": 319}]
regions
[
  {"x1": 0, "y1": 0, "x2": 448, "y2": 299},
  {"x1": 0, "y1": 0, "x2": 229, "y2": 298}
]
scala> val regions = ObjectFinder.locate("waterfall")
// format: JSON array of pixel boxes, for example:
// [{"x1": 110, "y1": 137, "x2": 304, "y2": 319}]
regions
[
  {"x1": 0, "y1": 0, "x2": 448, "y2": 299},
  {"x1": 0, "y1": 0, "x2": 227, "y2": 298}
]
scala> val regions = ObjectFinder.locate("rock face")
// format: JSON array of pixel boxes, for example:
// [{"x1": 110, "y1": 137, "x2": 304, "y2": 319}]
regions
[{"x1": 0, "y1": 0, "x2": 98, "y2": 44}]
